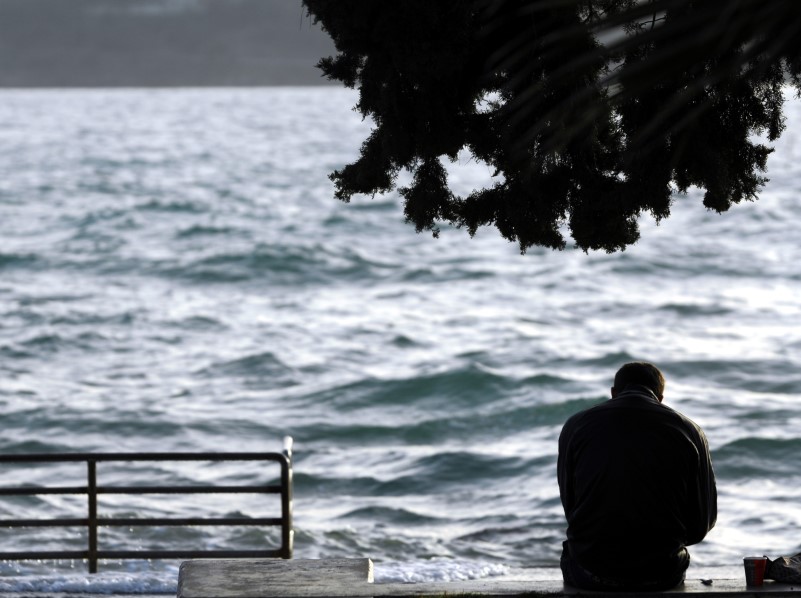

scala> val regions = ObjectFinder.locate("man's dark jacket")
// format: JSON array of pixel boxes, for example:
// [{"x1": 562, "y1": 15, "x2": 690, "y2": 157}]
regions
[{"x1": 557, "y1": 385, "x2": 717, "y2": 586}]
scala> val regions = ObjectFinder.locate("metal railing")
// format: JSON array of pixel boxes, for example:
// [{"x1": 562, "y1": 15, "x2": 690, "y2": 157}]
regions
[{"x1": 0, "y1": 437, "x2": 293, "y2": 573}]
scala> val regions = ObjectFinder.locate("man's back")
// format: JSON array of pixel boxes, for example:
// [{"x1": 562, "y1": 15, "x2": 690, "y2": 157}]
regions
[{"x1": 557, "y1": 374, "x2": 716, "y2": 590}]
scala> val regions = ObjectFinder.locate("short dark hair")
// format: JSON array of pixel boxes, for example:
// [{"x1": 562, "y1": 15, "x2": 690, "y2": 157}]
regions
[{"x1": 613, "y1": 362, "x2": 665, "y2": 398}]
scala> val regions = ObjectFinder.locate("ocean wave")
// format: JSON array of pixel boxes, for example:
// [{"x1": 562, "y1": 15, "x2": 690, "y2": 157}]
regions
[
  {"x1": 290, "y1": 399, "x2": 590, "y2": 447},
  {"x1": 714, "y1": 437, "x2": 801, "y2": 479},
  {"x1": 299, "y1": 365, "x2": 520, "y2": 413},
  {"x1": 295, "y1": 451, "x2": 533, "y2": 497},
  {"x1": 664, "y1": 359, "x2": 801, "y2": 394},
  {"x1": 155, "y1": 244, "x2": 364, "y2": 285},
  {"x1": 196, "y1": 352, "x2": 295, "y2": 380},
  {"x1": 173, "y1": 225, "x2": 241, "y2": 239},
  {"x1": 0, "y1": 252, "x2": 40, "y2": 269},
  {"x1": 656, "y1": 302, "x2": 734, "y2": 317},
  {"x1": 0, "y1": 438, "x2": 76, "y2": 454},
  {"x1": 337, "y1": 506, "x2": 442, "y2": 525}
]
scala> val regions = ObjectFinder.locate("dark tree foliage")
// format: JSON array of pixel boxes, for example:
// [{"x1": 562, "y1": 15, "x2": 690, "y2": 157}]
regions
[{"x1": 302, "y1": 0, "x2": 801, "y2": 252}]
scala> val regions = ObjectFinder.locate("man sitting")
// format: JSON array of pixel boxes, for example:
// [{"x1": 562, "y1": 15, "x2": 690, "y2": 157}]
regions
[{"x1": 557, "y1": 362, "x2": 717, "y2": 590}]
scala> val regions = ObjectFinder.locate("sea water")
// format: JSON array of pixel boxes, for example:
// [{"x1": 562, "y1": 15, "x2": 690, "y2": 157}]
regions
[{"x1": 0, "y1": 87, "x2": 799, "y2": 592}]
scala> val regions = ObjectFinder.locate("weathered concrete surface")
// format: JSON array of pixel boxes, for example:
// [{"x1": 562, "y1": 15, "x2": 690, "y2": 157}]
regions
[
  {"x1": 178, "y1": 559, "x2": 374, "y2": 598},
  {"x1": 177, "y1": 559, "x2": 801, "y2": 598}
]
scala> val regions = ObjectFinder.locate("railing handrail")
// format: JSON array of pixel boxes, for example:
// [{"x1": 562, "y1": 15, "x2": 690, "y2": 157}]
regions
[
  {"x1": 0, "y1": 438, "x2": 294, "y2": 573},
  {"x1": 0, "y1": 451, "x2": 289, "y2": 462}
]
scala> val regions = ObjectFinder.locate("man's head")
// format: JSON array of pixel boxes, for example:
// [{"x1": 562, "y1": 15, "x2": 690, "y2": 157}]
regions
[{"x1": 612, "y1": 362, "x2": 665, "y2": 401}]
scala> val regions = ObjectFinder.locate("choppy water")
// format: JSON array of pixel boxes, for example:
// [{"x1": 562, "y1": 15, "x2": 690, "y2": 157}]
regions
[{"x1": 0, "y1": 87, "x2": 800, "y2": 592}]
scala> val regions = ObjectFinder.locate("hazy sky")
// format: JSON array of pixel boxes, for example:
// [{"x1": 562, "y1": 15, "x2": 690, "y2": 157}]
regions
[{"x1": 0, "y1": 0, "x2": 337, "y2": 86}]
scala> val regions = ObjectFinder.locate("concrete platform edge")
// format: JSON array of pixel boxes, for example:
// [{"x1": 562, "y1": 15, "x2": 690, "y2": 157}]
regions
[{"x1": 177, "y1": 559, "x2": 801, "y2": 598}]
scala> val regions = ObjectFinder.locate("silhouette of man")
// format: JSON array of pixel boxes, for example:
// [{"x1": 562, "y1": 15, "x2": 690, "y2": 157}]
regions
[{"x1": 557, "y1": 362, "x2": 717, "y2": 590}]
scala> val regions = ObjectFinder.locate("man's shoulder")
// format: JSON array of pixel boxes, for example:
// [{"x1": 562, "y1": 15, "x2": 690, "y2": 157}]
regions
[
  {"x1": 560, "y1": 399, "x2": 616, "y2": 437},
  {"x1": 563, "y1": 399, "x2": 608, "y2": 423},
  {"x1": 641, "y1": 401, "x2": 711, "y2": 453},
  {"x1": 562, "y1": 395, "x2": 706, "y2": 435},
  {"x1": 658, "y1": 401, "x2": 706, "y2": 432}
]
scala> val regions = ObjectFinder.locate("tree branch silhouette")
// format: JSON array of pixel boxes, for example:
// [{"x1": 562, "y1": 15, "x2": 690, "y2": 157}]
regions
[{"x1": 303, "y1": 0, "x2": 801, "y2": 252}]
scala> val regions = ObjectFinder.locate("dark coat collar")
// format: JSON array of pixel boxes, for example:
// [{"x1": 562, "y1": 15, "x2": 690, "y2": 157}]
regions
[{"x1": 613, "y1": 384, "x2": 660, "y2": 403}]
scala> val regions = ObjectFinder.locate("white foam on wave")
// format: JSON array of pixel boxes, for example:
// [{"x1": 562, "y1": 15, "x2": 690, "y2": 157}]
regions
[
  {"x1": 374, "y1": 558, "x2": 510, "y2": 583},
  {"x1": 0, "y1": 561, "x2": 509, "y2": 593},
  {"x1": 0, "y1": 571, "x2": 177, "y2": 594}
]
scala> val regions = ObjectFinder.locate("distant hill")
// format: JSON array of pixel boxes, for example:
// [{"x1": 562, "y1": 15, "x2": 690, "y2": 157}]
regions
[{"x1": 0, "y1": 0, "x2": 337, "y2": 86}]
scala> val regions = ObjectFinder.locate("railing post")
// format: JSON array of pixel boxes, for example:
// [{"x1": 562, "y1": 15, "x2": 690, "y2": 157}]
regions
[
  {"x1": 87, "y1": 460, "x2": 98, "y2": 573},
  {"x1": 280, "y1": 437, "x2": 293, "y2": 559}
]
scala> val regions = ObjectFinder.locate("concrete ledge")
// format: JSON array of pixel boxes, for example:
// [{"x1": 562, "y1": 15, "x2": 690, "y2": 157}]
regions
[
  {"x1": 177, "y1": 558, "x2": 801, "y2": 598},
  {"x1": 178, "y1": 559, "x2": 374, "y2": 598}
]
